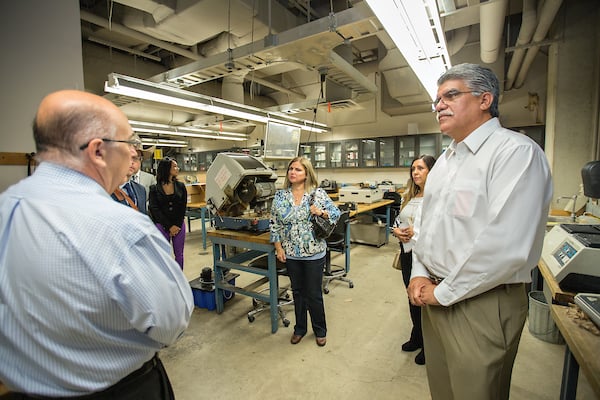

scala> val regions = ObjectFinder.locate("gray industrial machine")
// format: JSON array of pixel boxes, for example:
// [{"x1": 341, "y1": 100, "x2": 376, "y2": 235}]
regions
[
  {"x1": 206, "y1": 152, "x2": 278, "y2": 231},
  {"x1": 541, "y1": 223, "x2": 600, "y2": 293}
]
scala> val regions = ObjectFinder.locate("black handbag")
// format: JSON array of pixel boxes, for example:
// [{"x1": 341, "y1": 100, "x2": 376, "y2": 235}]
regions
[{"x1": 310, "y1": 192, "x2": 335, "y2": 240}]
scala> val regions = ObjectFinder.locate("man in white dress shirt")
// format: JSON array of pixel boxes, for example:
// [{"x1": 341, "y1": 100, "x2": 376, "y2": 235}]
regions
[{"x1": 408, "y1": 63, "x2": 553, "y2": 400}]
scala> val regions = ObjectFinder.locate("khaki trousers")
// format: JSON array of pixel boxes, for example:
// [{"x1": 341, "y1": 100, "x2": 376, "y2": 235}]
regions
[{"x1": 422, "y1": 283, "x2": 528, "y2": 400}]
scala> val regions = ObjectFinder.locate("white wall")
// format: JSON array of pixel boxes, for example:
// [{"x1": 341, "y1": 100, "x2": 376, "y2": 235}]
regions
[{"x1": 0, "y1": 0, "x2": 84, "y2": 192}]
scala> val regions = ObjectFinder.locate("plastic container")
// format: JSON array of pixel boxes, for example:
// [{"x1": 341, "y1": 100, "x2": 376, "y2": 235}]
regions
[
  {"x1": 528, "y1": 291, "x2": 564, "y2": 344},
  {"x1": 189, "y1": 274, "x2": 237, "y2": 311}
]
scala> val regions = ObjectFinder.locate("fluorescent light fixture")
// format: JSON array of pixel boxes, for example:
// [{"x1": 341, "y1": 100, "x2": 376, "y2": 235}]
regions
[
  {"x1": 365, "y1": 0, "x2": 451, "y2": 100},
  {"x1": 141, "y1": 138, "x2": 188, "y2": 148},
  {"x1": 129, "y1": 120, "x2": 248, "y2": 142},
  {"x1": 105, "y1": 73, "x2": 331, "y2": 134}
]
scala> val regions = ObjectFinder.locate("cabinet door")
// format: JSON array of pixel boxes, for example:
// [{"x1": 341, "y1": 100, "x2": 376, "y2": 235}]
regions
[
  {"x1": 314, "y1": 143, "x2": 328, "y2": 169},
  {"x1": 418, "y1": 134, "x2": 437, "y2": 158},
  {"x1": 329, "y1": 142, "x2": 342, "y2": 169},
  {"x1": 361, "y1": 139, "x2": 377, "y2": 167},
  {"x1": 378, "y1": 137, "x2": 396, "y2": 167},
  {"x1": 398, "y1": 136, "x2": 416, "y2": 167},
  {"x1": 300, "y1": 143, "x2": 313, "y2": 163},
  {"x1": 343, "y1": 139, "x2": 360, "y2": 168},
  {"x1": 440, "y1": 134, "x2": 452, "y2": 156},
  {"x1": 177, "y1": 153, "x2": 198, "y2": 172}
]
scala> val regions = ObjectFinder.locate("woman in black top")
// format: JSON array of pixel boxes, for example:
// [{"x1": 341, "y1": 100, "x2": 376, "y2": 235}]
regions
[{"x1": 149, "y1": 158, "x2": 187, "y2": 269}]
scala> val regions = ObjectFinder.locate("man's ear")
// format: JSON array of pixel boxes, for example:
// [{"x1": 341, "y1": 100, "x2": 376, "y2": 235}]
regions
[
  {"x1": 480, "y1": 92, "x2": 493, "y2": 112},
  {"x1": 82, "y1": 138, "x2": 108, "y2": 168}
]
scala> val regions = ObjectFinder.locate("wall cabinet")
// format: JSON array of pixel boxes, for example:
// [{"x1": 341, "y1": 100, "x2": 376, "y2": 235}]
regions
[
  {"x1": 343, "y1": 140, "x2": 360, "y2": 168},
  {"x1": 177, "y1": 153, "x2": 198, "y2": 172}
]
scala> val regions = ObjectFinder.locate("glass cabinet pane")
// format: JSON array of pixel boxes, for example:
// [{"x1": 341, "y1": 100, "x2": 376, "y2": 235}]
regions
[
  {"x1": 177, "y1": 153, "x2": 197, "y2": 172},
  {"x1": 440, "y1": 134, "x2": 452, "y2": 155},
  {"x1": 329, "y1": 142, "x2": 342, "y2": 168},
  {"x1": 205, "y1": 152, "x2": 216, "y2": 171},
  {"x1": 313, "y1": 143, "x2": 328, "y2": 169},
  {"x1": 398, "y1": 136, "x2": 416, "y2": 167},
  {"x1": 343, "y1": 140, "x2": 359, "y2": 168},
  {"x1": 361, "y1": 139, "x2": 377, "y2": 167},
  {"x1": 418, "y1": 134, "x2": 437, "y2": 158},
  {"x1": 378, "y1": 137, "x2": 395, "y2": 167},
  {"x1": 300, "y1": 144, "x2": 312, "y2": 163}
]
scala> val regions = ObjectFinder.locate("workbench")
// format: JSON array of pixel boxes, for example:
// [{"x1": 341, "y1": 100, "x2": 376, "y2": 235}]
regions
[
  {"x1": 207, "y1": 229, "x2": 282, "y2": 333},
  {"x1": 551, "y1": 304, "x2": 600, "y2": 399},
  {"x1": 186, "y1": 201, "x2": 209, "y2": 250},
  {"x1": 339, "y1": 199, "x2": 394, "y2": 244},
  {"x1": 536, "y1": 258, "x2": 600, "y2": 399}
]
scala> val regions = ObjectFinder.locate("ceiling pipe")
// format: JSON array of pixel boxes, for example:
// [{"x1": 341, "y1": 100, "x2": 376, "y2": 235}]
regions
[
  {"x1": 80, "y1": 10, "x2": 202, "y2": 61},
  {"x1": 505, "y1": 0, "x2": 537, "y2": 90},
  {"x1": 514, "y1": 0, "x2": 563, "y2": 88},
  {"x1": 446, "y1": 26, "x2": 470, "y2": 56},
  {"x1": 480, "y1": 0, "x2": 509, "y2": 63}
]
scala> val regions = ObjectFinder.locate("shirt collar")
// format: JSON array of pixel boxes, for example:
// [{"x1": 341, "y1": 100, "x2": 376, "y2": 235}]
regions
[{"x1": 461, "y1": 117, "x2": 500, "y2": 154}]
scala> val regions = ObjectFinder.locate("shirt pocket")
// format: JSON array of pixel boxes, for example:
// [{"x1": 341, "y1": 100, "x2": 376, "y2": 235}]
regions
[{"x1": 449, "y1": 178, "x2": 482, "y2": 218}]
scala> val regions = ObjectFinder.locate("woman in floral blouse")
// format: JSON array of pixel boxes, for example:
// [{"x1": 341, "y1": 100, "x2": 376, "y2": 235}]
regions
[{"x1": 270, "y1": 157, "x2": 340, "y2": 347}]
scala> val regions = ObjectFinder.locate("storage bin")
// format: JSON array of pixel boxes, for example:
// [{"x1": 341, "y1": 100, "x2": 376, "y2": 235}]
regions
[
  {"x1": 189, "y1": 273, "x2": 237, "y2": 311},
  {"x1": 350, "y1": 220, "x2": 386, "y2": 247},
  {"x1": 528, "y1": 290, "x2": 564, "y2": 344}
]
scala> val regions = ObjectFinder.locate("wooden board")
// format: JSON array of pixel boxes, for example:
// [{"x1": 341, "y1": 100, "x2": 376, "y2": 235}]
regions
[
  {"x1": 538, "y1": 259, "x2": 576, "y2": 304},
  {"x1": 0, "y1": 152, "x2": 36, "y2": 166},
  {"x1": 551, "y1": 304, "x2": 600, "y2": 397}
]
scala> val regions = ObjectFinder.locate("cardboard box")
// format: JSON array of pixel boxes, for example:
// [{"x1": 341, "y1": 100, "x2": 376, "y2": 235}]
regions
[{"x1": 186, "y1": 183, "x2": 205, "y2": 204}]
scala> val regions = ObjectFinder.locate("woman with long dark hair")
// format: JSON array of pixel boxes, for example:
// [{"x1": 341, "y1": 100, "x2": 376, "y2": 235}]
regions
[
  {"x1": 149, "y1": 157, "x2": 187, "y2": 269},
  {"x1": 392, "y1": 154, "x2": 436, "y2": 365}
]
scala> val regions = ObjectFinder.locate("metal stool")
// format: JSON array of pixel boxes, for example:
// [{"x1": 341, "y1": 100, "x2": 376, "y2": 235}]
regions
[{"x1": 246, "y1": 255, "x2": 293, "y2": 327}]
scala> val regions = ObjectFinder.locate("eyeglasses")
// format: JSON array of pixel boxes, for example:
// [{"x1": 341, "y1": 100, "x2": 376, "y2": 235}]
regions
[
  {"x1": 432, "y1": 90, "x2": 481, "y2": 109},
  {"x1": 79, "y1": 135, "x2": 142, "y2": 151}
]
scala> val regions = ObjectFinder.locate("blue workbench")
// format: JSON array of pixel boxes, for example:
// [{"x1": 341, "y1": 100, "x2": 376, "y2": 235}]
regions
[{"x1": 207, "y1": 229, "x2": 281, "y2": 333}]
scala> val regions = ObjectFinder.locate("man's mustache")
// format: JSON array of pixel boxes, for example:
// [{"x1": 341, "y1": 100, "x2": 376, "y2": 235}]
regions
[{"x1": 436, "y1": 110, "x2": 454, "y2": 123}]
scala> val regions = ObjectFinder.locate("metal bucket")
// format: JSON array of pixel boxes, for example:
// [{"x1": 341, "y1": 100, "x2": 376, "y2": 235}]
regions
[{"x1": 527, "y1": 291, "x2": 564, "y2": 344}]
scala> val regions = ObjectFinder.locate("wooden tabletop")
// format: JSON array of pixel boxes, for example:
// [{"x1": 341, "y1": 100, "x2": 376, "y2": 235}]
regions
[
  {"x1": 207, "y1": 228, "x2": 271, "y2": 245},
  {"x1": 335, "y1": 199, "x2": 395, "y2": 217},
  {"x1": 187, "y1": 201, "x2": 207, "y2": 209},
  {"x1": 538, "y1": 259, "x2": 576, "y2": 304},
  {"x1": 551, "y1": 304, "x2": 600, "y2": 397}
]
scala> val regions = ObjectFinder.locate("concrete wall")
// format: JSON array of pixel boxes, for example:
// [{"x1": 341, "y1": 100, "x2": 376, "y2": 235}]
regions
[
  {"x1": 546, "y1": 0, "x2": 599, "y2": 207},
  {"x1": 0, "y1": 0, "x2": 84, "y2": 192}
]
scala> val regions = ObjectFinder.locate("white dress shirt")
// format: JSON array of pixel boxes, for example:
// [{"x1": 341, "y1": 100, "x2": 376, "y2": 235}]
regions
[{"x1": 413, "y1": 118, "x2": 553, "y2": 306}]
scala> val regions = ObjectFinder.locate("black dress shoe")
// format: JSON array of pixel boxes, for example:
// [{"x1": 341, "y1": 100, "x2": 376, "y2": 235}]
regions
[
  {"x1": 402, "y1": 340, "x2": 422, "y2": 352},
  {"x1": 415, "y1": 349, "x2": 425, "y2": 365}
]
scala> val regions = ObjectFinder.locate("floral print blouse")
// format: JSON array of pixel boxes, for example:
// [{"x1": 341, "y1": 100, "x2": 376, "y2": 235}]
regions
[{"x1": 270, "y1": 187, "x2": 341, "y2": 258}]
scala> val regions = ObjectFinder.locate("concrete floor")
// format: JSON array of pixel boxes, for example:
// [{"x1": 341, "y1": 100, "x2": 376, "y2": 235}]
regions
[{"x1": 161, "y1": 220, "x2": 596, "y2": 400}]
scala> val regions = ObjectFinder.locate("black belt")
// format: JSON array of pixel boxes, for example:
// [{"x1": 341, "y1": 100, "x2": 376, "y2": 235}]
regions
[{"x1": 2, "y1": 354, "x2": 160, "y2": 400}]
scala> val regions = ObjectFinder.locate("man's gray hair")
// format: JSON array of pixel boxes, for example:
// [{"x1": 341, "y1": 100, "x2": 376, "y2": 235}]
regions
[{"x1": 437, "y1": 63, "x2": 500, "y2": 118}]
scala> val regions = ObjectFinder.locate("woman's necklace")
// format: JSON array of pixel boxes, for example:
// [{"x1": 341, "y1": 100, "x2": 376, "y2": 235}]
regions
[{"x1": 291, "y1": 188, "x2": 304, "y2": 205}]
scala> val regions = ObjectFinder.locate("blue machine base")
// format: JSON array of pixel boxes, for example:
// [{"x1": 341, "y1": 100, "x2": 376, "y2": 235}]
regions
[{"x1": 214, "y1": 216, "x2": 270, "y2": 232}]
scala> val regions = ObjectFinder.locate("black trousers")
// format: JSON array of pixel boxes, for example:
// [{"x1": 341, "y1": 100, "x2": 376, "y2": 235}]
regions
[
  {"x1": 400, "y1": 248, "x2": 423, "y2": 347},
  {"x1": 2, "y1": 354, "x2": 174, "y2": 400},
  {"x1": 286, "y1": 256, "x2": 327, "y2": 338}
]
